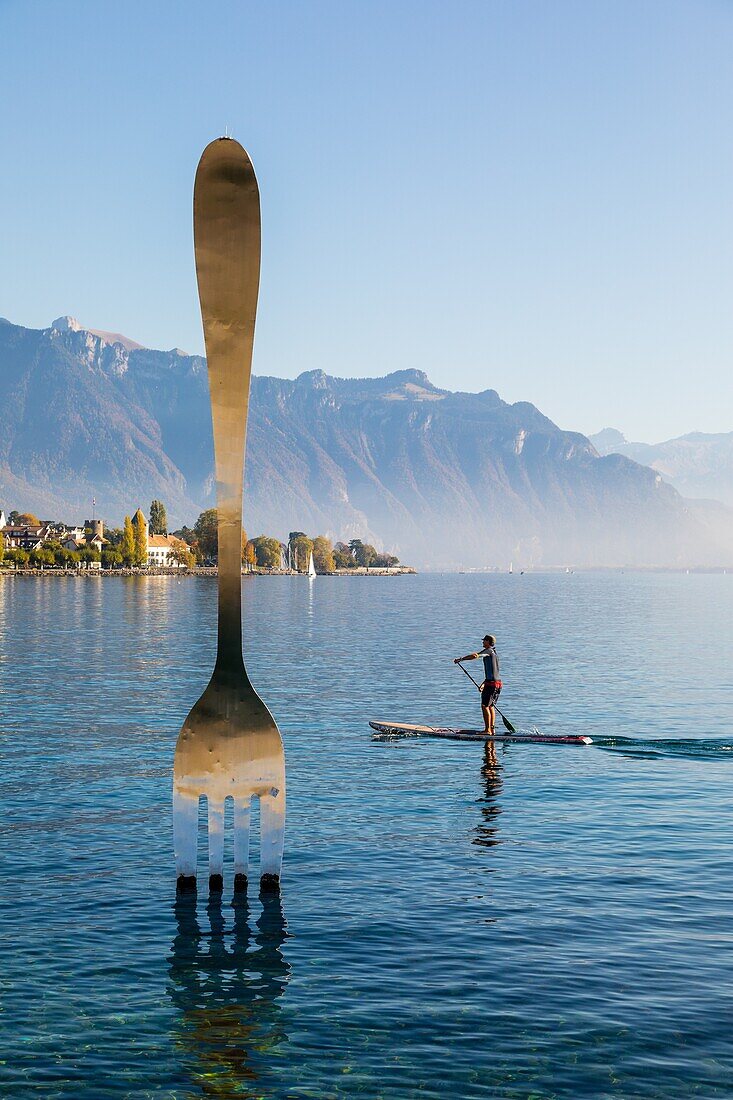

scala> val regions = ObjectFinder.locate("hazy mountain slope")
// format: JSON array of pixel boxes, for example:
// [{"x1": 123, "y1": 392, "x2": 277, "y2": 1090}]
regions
[
  {"x1": 589, "y1": 427, "x2": 733, "y2": 506},
  {"x1": 1, "y1": 317, "x2": 732, "y2": 568},
  {"x1": 0, "y1": 318, "x2": 200, "y2": 521}
]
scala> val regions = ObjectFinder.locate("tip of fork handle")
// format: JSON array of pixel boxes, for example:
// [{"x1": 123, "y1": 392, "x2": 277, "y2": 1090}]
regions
[{"x1": 176, "y1": 875, "x2": 197, "y2": 895}]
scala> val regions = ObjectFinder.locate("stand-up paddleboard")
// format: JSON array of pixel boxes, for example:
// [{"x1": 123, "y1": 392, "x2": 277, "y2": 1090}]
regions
[{"x1": 369, "y1": 720, "x2": 593, "y2": 745}]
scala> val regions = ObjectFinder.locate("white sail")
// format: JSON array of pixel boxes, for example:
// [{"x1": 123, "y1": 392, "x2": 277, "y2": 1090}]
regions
[{"x1": 307, "y1": 551, "x2": 317, "y2": 578}]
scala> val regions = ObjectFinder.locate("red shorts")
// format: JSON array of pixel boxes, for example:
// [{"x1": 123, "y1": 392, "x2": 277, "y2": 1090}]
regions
[{"x1": 481, "y1": 680, "x2": 502, "y2": 706}]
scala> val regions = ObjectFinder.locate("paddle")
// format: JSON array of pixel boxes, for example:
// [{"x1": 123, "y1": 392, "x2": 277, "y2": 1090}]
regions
[{"x1": 455, "y1": 660, "x2": 517, "y2": 735}]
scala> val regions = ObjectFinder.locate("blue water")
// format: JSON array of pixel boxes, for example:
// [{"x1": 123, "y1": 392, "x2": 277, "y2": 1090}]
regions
[{"x1": 1, "y1": 572, "x2": 732, "y2": 1098}]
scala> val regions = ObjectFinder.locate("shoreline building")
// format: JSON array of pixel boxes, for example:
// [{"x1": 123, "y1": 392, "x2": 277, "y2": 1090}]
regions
[
  {"x1": 132, "y1": 506, "x2": 191, "y2": 568},
  {"x1": 147, "y1": 533, "x2": 191, "y2": 567}
]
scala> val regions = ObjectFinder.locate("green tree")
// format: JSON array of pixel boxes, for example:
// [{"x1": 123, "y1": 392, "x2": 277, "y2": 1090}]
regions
[
  {"x1": 104, "y1": 526, "x2": 124, "y2": 548},
  {"x1": 121, "y1": 516, "x2": 135, "y2": 565},
  {"x1": 287, "y1": 531, "x2": 306, "y2": 568},
  {"x1": 194, "y1": 509, "x2": 219, "y2": 561},
  {"x1": 6, "y1": 548, "x2": 30, "y2": 568},
  {"x1": 56, "y1": 548, "x2": 76, "y2": 569},
  {"x1": 30, "y1": 547, "x2": 55, "y2": 569},
  {"x1": 333, "y1": 542, "x2": 355, "y2": 569},
  {"x1": 312, "y1": 535, "x2": 335, "y2": 573},
  {"x1": 251, "y1": 535, "x2": 281, "y2": 569},
  {"x1": 149, "y1": 499, "x2": 167, "y2": 536},
  {"x1": 79, "y1": 546, "x2": 101, "y2": 568},
  {"x1": 172, "y1": 525, "x2": 196, "y2": 544},
  {"x1": 291, "y1": 534, "x2": 314, "y2": 572},
  {"x1": 132, "y1": 511, "x2": 147, "y2": 567},
  {"x1": 102, "y1": 548, "x2": 123, "y2": 569},
  {"x1": 350, "y1": 539, "x2": 377, "y2": 568}
]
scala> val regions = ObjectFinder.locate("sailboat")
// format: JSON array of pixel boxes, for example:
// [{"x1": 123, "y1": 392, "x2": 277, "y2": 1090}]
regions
[{"x1": 307, "y1": 551, "x2": 317, "y2": 578}]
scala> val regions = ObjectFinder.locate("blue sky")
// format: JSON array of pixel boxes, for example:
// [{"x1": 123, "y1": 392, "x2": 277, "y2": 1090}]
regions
[{"x1": 1, "y1": 0, "x2": 732, "y2": 441}]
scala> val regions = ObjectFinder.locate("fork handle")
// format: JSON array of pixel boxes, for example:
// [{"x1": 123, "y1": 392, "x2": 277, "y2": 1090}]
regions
[{"x1": 194, "y1": 138, "x2": 260, "y2": 672}]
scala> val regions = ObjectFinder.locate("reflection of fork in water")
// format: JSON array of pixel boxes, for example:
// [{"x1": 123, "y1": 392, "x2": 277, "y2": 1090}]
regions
[{"x1": 168, "y1": 884, "x2": 291, "y2": 1096}]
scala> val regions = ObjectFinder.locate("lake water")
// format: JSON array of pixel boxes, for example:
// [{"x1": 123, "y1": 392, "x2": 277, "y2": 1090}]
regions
[{"x1": 1, "y1": 572, "x2": 732, "y2": 1098}]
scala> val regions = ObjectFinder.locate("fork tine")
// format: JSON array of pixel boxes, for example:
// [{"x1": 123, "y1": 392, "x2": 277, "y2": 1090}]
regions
[
  {"x1": 259, "y1": 789, "x2": 286, "y2": 884},
  {"x1": 233, "y1": 797, "x2": 251, "y2": 886},
  {"x1": 208, "y1": 799, "x2": 225, "y2": 888},
  {"x1": 173, "y1": 790, "x2": 198, "y2": 880}
]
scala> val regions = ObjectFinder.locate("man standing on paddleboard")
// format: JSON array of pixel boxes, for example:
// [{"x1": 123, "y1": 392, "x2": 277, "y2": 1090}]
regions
[{"x1": 453, "y1": 635, "x2": 502, "y2": 735}]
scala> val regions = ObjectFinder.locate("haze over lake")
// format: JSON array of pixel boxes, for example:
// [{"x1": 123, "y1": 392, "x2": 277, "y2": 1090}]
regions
[{"x1": 1, "y1": 572, "x2": 731, "y2": 1098}]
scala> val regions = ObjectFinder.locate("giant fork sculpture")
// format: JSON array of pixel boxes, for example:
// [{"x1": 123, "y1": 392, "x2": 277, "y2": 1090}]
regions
[{"x1": 173, "y1": 138, "x2": 286, "y2": 893}]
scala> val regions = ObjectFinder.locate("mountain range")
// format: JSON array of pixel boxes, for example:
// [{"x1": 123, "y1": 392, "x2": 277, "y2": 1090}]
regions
[
  {"x1": 1, "y1": 316, "x2": 731, "y2": 569},
  {"x1": 589, "y1": 427, "x2": 733, "y2": 507}
]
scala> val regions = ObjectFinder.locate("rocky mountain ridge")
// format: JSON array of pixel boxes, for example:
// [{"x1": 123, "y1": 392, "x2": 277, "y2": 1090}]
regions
[{"x1": 1, "y1": 316, "x2": 731, "y2": 568}]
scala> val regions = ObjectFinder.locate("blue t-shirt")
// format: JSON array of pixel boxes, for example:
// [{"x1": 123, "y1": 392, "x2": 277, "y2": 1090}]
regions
[{"x1": 482, "y1": 647, "x2": 499, "y2": 681}]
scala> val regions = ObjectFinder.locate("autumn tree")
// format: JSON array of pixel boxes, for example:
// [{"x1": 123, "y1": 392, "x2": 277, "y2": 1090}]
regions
[
  {"x1": 251, "y1": 535, "x2": 281, "y2": 569},
  {"x1": 149, "y1": 499, "x2": 167, "y2": 535},
  {"x1": 312, "y1": 535, "x2": 335, "y2": 573},
  {"x1": 121, "y1": 516, "x2": 135, "y2": 565},
  {"x1": 16, "y1": 512, "x2": 41, "y2": 526},
  {"x1": 169, "y1": 545, "x2": 195, "y2": 569},
  {"x1": 194, "y1": 509, "x2": 218, "y2": 561},
  {"x1": 243, "y1": 540, "x2": 257, "y2": 568}
]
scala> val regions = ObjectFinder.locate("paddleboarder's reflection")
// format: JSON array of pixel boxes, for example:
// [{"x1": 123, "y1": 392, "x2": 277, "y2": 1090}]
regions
[
  {"x1": 168, "y1": 885, "x2": 290, "y2": 1097},
  {"x1": 473, "y1": 741, "x2": 504, "y2": 850}
]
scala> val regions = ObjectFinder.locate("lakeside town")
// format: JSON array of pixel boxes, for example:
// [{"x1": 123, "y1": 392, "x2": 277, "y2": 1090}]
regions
[{"x1": 0, "y1": 501, "x2": 413, "y2": 575}]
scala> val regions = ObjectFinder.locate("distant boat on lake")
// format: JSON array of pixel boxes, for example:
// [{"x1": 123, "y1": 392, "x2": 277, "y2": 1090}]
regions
[{"x1": 307, "y1": 551, "x2": 317, "y2": 578}]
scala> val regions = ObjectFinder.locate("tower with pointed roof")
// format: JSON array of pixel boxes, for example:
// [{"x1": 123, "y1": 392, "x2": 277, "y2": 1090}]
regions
[{"x1": 132, "y1": 507, "x2": 149, "y2": 563}]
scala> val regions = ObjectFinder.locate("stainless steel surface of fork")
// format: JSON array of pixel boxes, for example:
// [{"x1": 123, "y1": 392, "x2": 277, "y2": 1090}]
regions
[{"x1": 173, "y1": 137, "x2": 286, "y2": 893}]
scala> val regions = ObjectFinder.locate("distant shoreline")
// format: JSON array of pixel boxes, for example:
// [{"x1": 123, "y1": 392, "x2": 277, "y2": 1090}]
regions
[{"x1": 0, "y1": 566, "x2": 417, "y2": 579}]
